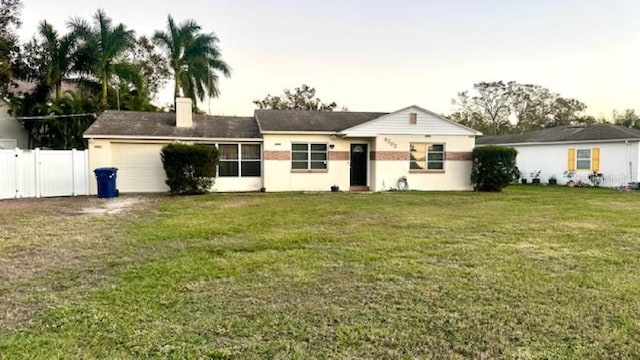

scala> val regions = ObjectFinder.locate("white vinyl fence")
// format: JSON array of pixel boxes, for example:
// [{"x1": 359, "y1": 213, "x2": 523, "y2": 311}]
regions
[{"x1": 0, "y1": 148, "x2": 89, "y2": 200}]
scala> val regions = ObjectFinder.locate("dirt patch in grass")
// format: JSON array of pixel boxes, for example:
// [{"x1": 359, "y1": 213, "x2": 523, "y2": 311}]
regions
[
  {"x1": 0, "y1": 195, "x2": 158, "y2": 331},
  {"x1": 75, "y1": 196, "x2": 146, "y2": 215},
  {"x1": 0, "y1": 194, "x2": 156, "y2": 215}
]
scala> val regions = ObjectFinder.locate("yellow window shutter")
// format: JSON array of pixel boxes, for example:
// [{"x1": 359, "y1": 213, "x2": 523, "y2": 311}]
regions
[
  {"x1": 567, "y1": 148, "x2": 576, "y2": 171},
  {"x1": 592, "y1": 147, "x2": 600, "y2": 172}
]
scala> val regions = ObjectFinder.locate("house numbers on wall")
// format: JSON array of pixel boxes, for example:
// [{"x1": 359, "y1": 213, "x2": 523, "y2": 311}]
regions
[{"x1": 384, "y1": 137, "x2": 398, "y2": 149}]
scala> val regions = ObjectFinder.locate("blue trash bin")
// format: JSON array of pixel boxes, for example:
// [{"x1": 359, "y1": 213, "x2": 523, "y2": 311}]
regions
[{"x1": 94, "y1": 167, "x2": 118, "y2": 198}]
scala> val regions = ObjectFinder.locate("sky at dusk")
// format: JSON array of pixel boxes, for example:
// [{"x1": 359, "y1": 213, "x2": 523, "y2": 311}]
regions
[{"x1": 17, "y1": 0, "x2": 640, "y2": 118}]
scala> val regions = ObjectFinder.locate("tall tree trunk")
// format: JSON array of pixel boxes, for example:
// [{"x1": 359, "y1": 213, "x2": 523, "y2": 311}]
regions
[
  {"x1": 173, "y1": 72, "x2": 181, "y2": 111},
  {"x1": 55, "y1": 82, "x2": 61, "y2": 101},
  {"x1": 102, "y1": 74, "x2": 108, "y2": 105}
]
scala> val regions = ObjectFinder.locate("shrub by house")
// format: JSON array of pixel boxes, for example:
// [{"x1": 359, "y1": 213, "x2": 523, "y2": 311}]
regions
[
  {"x1": 161, "y1": 143, "x2": 218, "y2": 194},
  {"x1": 471, "y1": 146, "x2": 518, "y2": 192}
]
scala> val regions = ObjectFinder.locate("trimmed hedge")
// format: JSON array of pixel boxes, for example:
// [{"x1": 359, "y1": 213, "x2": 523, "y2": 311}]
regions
[
  {"x1": 471, "y1": 146, "x2": 518, "y2": 192},
  {"x1": 161, "y1": 143, "x2": 219, "y2": 194}
]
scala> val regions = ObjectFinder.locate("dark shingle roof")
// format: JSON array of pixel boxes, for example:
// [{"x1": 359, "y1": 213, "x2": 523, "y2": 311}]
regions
[
  {"x1": 255, "y1": 110, "x2": 387, "y2": 132},
  {"x1": 84, "y1": 111, "x2": 261, "y2": 139},
  {"x1": 476, "y1": 124, "x2": 640, "y2": 145}
]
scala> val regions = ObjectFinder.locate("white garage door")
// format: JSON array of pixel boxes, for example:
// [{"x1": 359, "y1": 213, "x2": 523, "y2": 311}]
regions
[{"x1": 111, "y1": 143, "x2": 168, "y2": 193}]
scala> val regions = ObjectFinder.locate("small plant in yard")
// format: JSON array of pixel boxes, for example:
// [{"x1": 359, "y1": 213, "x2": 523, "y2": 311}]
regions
[
  {"x1": 564, "y1": 170, "x2": 576, "y2": 187},
  {"x1": 161, "y1": 143, "x2": 218, "y2": 194},
  {"x1": 530, "y1": 170, "x2": 541, "y2": 184},
  {"x1": 589, "y1": 172, "x2": 604, "y2": 187},
  {"x1": 513, "y1": 166, "x2": 521, "y2": 183},
  {"x1": 548, "y1": 174, "x2": 558, "y2": 185},
  {"x1": 520, "y1": 169, "x2": 528, "y2": 184}
]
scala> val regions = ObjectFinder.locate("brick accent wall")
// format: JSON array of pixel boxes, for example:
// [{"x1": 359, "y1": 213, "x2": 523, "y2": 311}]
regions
[
  {"x1": 329, "y1": 151, "x2": 349, "y2": 160},
  {"x1": 370, "y1": 151, "x2": 410, "y2": 161},
  {"x1": 266, "y1": 150, "x2": 471, "y2": 161},
  {"x1": 446, "y1": 151, "x2": 472, "y2": 161},
  {"x1": 265, "y1": 151, "x2": 350, "y2": 161},
  {"x1": 370, "y1": 151, "x2": 472, "y2": 161},
  {"x1": 264, "y1": 151, "x2": 290, "y2": 160}
]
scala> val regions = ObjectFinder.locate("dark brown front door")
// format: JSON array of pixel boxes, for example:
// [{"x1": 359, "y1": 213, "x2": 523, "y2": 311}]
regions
[{"x1": 350, "y1": 144, "x2": 368, "y2": 186}]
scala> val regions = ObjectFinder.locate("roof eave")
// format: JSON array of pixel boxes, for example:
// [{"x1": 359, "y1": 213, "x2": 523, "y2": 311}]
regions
[
  {"x1": 340, "y1": 105, "x2": 481, "y2": 135},
  {"x1": 477, "y1": 138, "x2": 640, "y2": 146},
  {"x1": 340, "y1": 131, "x2": 481, "y2": 137},
  {"x1": 83, "y1": 134, "x2": 263, "y2": 142},
  {"x1": 260, "y1": 131, "x2": 339, "y2": 135}
]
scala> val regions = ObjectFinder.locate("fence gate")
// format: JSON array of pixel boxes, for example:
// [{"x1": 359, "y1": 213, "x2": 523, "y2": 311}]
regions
[{"x1": 0, "y1": 148, "x2": 89, "y2": 200}]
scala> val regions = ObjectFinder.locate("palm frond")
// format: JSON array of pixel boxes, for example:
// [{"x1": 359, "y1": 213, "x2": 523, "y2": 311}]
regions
[
  {"x1": 156, "y1": 15, "x2": 230, "y2": 103},
  {"x1": 113, "y1": 62, "x2": 144, "y2": 91}
]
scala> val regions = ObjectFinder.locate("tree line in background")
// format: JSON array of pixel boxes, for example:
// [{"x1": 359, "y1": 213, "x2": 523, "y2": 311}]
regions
[
  {"x1": 450, "y1": 81, "x2": 639, "y2": 135},
  {"x1": 450, "y1": 81, "x2": 593, "y2": 136},
  {"x1": 0, "y1": 1, "x2": 229, "y2": 148},
  {"x1": 253, "y1": 84, "x2": 340, "y2": 111}
]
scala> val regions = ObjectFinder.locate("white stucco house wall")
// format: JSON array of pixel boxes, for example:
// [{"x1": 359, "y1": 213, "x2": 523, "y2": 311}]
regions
[
  {"x1": 476, "y1": 124, "x2": 640, "y2": 187},
  {"x1": 0, "y1": 100, "x2": 28, "y2": 149},
  {"x1": 83, "y1": 98, "x2": 481, "y2": 194}
]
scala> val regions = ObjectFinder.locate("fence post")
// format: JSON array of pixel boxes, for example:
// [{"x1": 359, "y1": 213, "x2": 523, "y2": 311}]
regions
[
  {"x1": 71, "y1": 148, "x2": 76, "y2": 196},
  {"x1": 84, "y1": 150, "x2": 90, "y2": 195},
  {"x1": 13, "y1": 147, "x2": 19, "y2": 198},
  {"x1": 34, "y1": 148, "x2": 41, "y2": 198}
]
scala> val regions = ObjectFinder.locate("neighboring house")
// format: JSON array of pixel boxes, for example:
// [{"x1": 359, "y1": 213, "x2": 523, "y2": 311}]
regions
[
  {"x1": 476, "y1": 124, "x2": 640, "y2": 187},
  {"x1": 2, "y1": 80, "x2": 80, "y2": 150},
  {"x1": 84, "y1": 98, "x2": 481, "y2": 194},
  {"x1": 0, "y1": 100, "x2": 28, "y2": 149},
  {"x1": 9, "y1": 79, "x2": 78, "y2": 97}
]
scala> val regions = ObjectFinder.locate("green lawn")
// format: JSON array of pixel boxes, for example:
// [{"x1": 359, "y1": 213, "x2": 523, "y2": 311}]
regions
[{"x1": 1, "y1": 186, "x2": 640, "y2": 359}]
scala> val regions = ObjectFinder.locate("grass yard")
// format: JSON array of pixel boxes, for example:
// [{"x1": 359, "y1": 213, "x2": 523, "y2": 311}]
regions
[{"x1": 1, "y1": 186, "x2": 640, "y2": 358}]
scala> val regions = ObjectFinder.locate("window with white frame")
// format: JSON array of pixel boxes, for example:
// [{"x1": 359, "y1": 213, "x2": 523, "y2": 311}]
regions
[
  {"x1": 576, "y1": 149, "x2": 591, "y2": 170},
  {"x1": 410, "y1": 143, "x2": 445, "y2": 170},
  {"x1": 218, "y1": 144, "x2": 261, "y2": 177},
  {"x1": 291, "y1": 143, "x2": 327, "y2": 170}
]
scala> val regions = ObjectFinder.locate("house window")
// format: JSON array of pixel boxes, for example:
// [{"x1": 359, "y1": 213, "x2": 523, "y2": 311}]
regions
[
  {"x1": 292, "y1": 143, "x2": 327, "y2": 170},
  {"x1": 410, "y1": 143, "x2": 445, "y2": 170},
  {"x1": 241, "y1": 144, "x2": 261, "y2": 176},
  {"x1": 218, "y1": 144, "x2": 261, "y2": 177},
  {"x1": 576, "y1": 149, "x2": 591, "y2": 170}
]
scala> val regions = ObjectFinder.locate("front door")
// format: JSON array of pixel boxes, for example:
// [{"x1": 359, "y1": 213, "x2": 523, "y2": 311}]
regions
[{"x1": 350, "y1": 144, "x2": 368, "y2": 186}]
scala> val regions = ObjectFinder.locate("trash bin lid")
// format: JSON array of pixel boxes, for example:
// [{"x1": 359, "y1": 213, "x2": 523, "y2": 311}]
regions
[
  {"x1": 94, "y1": 167, "x2": 118, "y2": 174},
  {"x1": 94, "y1": 167, "x2": 119, "y2": 178}
]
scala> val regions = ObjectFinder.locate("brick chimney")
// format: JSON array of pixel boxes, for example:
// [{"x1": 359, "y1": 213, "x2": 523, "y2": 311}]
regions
[{"x1": 175, "y1": 97, "x2": 193, "y2": 128}]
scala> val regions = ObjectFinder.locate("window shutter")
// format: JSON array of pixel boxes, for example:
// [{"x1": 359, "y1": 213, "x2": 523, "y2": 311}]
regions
[
  {"x1": 567, "y1": 148, "x2": 576, "y2": 171},
  {"x1": 592, "y1": 147, "x2": 600, "y2": 172}
]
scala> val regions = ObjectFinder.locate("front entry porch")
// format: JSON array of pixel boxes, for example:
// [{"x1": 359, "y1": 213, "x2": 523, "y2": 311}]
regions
[{"x1": 350, "y1": 143, "x2": 370, "y2": 191}]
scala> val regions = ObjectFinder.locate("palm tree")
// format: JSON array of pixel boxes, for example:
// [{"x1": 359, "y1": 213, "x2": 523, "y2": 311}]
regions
[
  {"x1": 48, "y1": 89, "x2": 100, "y2": 149},
  {"x1": 37, "y1": 21, "x2": 77, "y2": 101},
  {"x1": 153, "y1": 15, "x2": 230, "y2": 108},
  {"x1": 68, "y1": 9, "x2": 137, "y2": 105}
]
